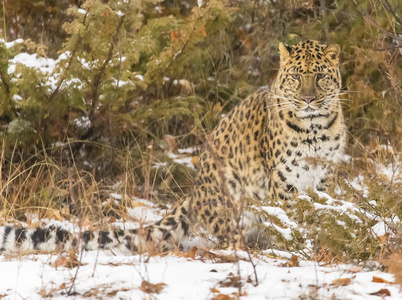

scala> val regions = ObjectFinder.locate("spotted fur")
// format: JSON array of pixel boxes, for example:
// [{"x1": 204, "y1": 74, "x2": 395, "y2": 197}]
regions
[{"x1": 0, "y1": 40, "x2": 346, "y2": 253}]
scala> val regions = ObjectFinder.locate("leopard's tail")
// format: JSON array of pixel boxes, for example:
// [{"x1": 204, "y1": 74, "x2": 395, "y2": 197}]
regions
[
  {"x1": 0, "y1": 201, "x2": 194, "y2": 253},
  {"x1": 0, "y1": 225, "x2": 146, "y2": 253}
]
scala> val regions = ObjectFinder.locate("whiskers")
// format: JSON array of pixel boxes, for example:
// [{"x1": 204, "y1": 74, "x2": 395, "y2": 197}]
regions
[
  {"x1": 261, "y1": 87, "x2": 358, "y2": 113},
  {"x1": 263, "y1": 89, "x2": 295, "y2": 113},
  {"x1": 325, "y1": 91, "x2": 355, "y2": 109},
  {"x1": 265, "y1": 102, "x2": 295, "y2": 114}
]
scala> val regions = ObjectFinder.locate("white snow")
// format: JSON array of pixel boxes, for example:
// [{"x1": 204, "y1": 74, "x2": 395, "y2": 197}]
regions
[
  {"x1": 1, "y1": 189, "x2": 400, "y2": 299},
  {"x1": 110, "y1": 193, "x2": 122, "y2": 200},
  {"x1": 12, "y1": 94, "x2": 22, "y2": 101},
  {"x1": 73, "y1": 116, "x2": 91, "y2": 128},
  {"x1": 177, "y1": 147, "x2": 199, "y2": 154},
  {"x1": 135, "y1": 74, "x2": 143, "y2": 81},
  {"x1": 371, "y1": 221, "x2": 388, "y2": 237},
  {"x1": 268, "y1": 223, "x2": 293, "y2": 240},
  {"x1": 261, "y1": 206, "x2": 298, "y2": 229},
  {"x1": 168, "y1": 151, "x2": 196, "y2": 169},
  {"x1": 8, "y1": 53, "x2": 56, "y2": 75},
  {"x1": 0, "y1": 38, "x2": 23, "y2": 48},
  {"x1": 0, "y1": 252, "x2": 400, "y2": 299}
]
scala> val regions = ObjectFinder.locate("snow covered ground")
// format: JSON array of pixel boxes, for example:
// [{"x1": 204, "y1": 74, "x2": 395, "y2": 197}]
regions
[
  {"x1": 1, "y1": 188, "x2": 401, "y2": 300},
  {"x1": 0, "y1": 148, "x2": 401, "y2": 299},
  {"x1": 1, "y1": 250, "x2": 400, "y2": 299}
]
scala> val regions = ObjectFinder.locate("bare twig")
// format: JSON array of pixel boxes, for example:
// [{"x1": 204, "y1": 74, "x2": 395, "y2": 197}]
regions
[{"x1": 2, "y1": 0, "x2": 7, "y2": 42}]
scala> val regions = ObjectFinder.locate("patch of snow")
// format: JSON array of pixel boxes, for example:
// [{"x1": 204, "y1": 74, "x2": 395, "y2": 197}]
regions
[
  {"x1": 8, "y1": 53, "x2": 56, "y2": 75},
  {"x1": 261, "y1": 206, "x2": 298, "y2": 229},
  {"x1": 0, "y1": 38, "x2": 23, "y2": 48},
  {"x1": 153, "y1": 161, "x2": 168, "y2": 169},
  {"x1": 173, "y1": 79, "x2": 188, "y2": 85},
  {"x1": 110, "y1": 193, "x2": 122, "y2": 200},
  {"x1": 177, "y1": 147, "x2": 199, "y2": 154},
  {"x1": 168, "y1": 152, "x2": 195, "y2": 169},
  {"x1": 0, "y1": 252, "x2": 400, "y2": 300},
  {"x1": 131, "y1": 197, "x2": 159, "y2": 207},
  {"x1": 134, "y1": 74, "x2": 143, "y2": 81},
  {"x1": 12, "y1": 94, "x2": 22, "y2": 101},
  {"x1": 73, "y1": 116, "x2": 90, "y2": 128},
  {"x1": 371, "y1": 221, "x2": 388, "y2": 237},
  {"x1": 114, "y1": 79, "x2": 131, "y2": 87},
  {"x1": 268, "y1": 223, "x2": 293, "y2": 240}
]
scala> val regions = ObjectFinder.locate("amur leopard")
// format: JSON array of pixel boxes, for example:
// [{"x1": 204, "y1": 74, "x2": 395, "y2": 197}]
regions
[{"x1": 0, "y1": 40, "x2": 346, "y2": 253}]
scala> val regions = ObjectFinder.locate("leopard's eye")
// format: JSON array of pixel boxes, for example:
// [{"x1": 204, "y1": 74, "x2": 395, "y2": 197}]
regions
[
  {"x1": 290, "y1": 74, "x2": 300, "y2": 80},
  {"x1": 316, "y1": 73, "x2": 327, "y2": 80}
]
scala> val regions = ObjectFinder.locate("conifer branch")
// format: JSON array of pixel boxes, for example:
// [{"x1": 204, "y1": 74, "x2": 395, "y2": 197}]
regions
[
  {"x1": 0, "y1": 66, "x2": 16, "y2": 117},
  {"x1": 48, "y1": 14, "x2": 89, "y2": 103},
  {"x1": 88, "y1": 15, "x2": 125, "y2": 124}
]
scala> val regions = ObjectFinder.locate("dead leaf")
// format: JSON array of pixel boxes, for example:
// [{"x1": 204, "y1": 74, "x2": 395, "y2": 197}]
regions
[
  {"x1": 385, "y1": 252, "x2": 402, "y2": 287},
  {"x1": 331, "y1": 278, "x2": 351, "y2": 286},
  {"x1": 236, "y1": 29, "x2": 252, "y2": 53},
  {"x1": 372, "y1": 276, "x2": 393, "y2": 284},
  {"x1": 83, "y1": 288, "x2": 99, "y2": 297},
  {"x1": 191, "y1": 156, "x2": 199, "y2": 165},
  {"x1": 211, "y1": 288, "x2": 220, "y2": 293},
  {"x1": 213, "y1": 102, "x2": 222, "y2": 113},
  {"x1": 369, "y1": 288, "x2": 391, "y2": 297},
  {"x1": 378, "y1": 234, "x2": 390, "y2": 245},
  {"x1": 164, "y1": 135, "x2": 176, "y2": 152},
  {"x1": 140, "y1": 281, "x2": 166, "y2": 294},
  {"x1": 38, "y1": 289, "x2": 53, "y2": 298},
  {"x1": 203, "y1": 250, "x2": 238, "y2": 263},
  {"x1": 231, "y1": 291, "x2": 247, "y2": 297},
  {"x1": 184, "y1": 247, "x2": 197, "y2": 260},
  {"x1": 107, "y1": 288, "x2": 130, "y2": 297},
  {"x1": 132, "y1": 201, "x2": 146, "y2": 208},
  {"x1": 170, "y1": 30, "x2": 182, "y2": 41},
  {"x1": 349, "y1": 266, "x2": 363, "y2": 273},
  {"x1": 171, "y1": 247, "x2": 198, "y2": 260},
  {"x1": 219, "y1": 272, "x2": 241, "y2": 288},
  {"x1": 289, "y1": 255, "x2": 300, "y2": 267},
  {"x1": 199, "y1": 27, "x2": 207, "y2": 37},
  {"x1": 280, "y1": 255, "x2": 299, "y2": 267},
  {"x1": 80, "y1": 217, "x2": 93, "y2": 230},
  {"x1": 52, "y1": 251, "x2": 82, "y2": 269}
]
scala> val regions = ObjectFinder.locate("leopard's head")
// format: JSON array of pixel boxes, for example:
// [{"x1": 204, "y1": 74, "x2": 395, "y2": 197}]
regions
[{"x1": 274, "y1": 40, "x2": 342, "y2": 119}]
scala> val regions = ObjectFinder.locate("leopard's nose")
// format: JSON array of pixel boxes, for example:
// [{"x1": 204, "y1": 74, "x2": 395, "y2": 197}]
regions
[{"x1": 302, "y1": 96, "x2": 316, "y2": 104}]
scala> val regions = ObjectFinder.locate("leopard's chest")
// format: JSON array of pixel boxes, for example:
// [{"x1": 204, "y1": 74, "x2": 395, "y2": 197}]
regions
[{"x1": 276, "y1": 130, "x2": 344, "y2": 191}]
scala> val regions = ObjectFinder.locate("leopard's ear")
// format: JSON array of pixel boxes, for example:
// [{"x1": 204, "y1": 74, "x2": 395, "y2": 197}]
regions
[
  {"x1": 278, "y1": 42, "x2": 292, "y2": 66},
  {"x1": 324, "y1": 44, "x2": 341, "y2": 65}
]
